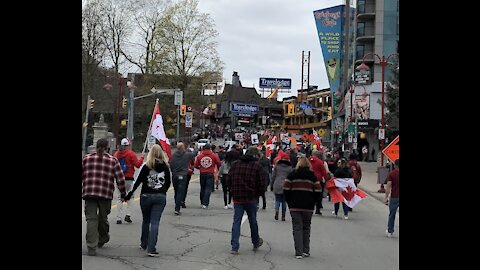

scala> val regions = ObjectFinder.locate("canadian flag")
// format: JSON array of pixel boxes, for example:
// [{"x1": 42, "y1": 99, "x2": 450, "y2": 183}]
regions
[
  {"x1": 150, "y1": 100, "x2": 172, "y2": 160},
  {"x1": 312, "y1": 128, "x2": 324, "y2": 152},
  {"x1": 325, "y1": 178, "x2": 367, "y2": 208}
]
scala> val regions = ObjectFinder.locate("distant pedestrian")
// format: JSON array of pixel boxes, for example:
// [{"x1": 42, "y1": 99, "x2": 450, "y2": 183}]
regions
[
  {"x1": 283, "y1": 157, "x2": 321, "y2": 259},
  {"x1": 257, "y1": 150, "x2": 271, "y2": 210},
  {"x1": 270, "y1": 152, "x2": 292, "y2": 221},
  {"x1": 182, "y1": 147, "x2": 195, "y2": 208},
  {"x1": 362, "y1": 145, "x2": 368, "y2": 161},
  {"x1": 228, "y1": 147, "x2": 265, "y2": 254},
  {"x1": 114, "y1": 138, "x2": 144, "y2": 224},
  {"x1": 332, "y1": 158, "x2": 352, "y2": 219},
  {"x1": 384, "y1": 159, "x2": 399, "y2": 238},
  {"x1": 309, "y1": 151, "x2": 327, "y2": 215},
  {"x1": 124, "y1": 144, "x2": 171, "y2": 257},
  {"x1": 82, "y1": 138, "x2": 126, "y2": 256},
  {"x1": 169, "y1": 142, "x2": 195, "y2": 215},
  {"x1": 195, "y1": 144, "x2": 221, "y2": 209}
]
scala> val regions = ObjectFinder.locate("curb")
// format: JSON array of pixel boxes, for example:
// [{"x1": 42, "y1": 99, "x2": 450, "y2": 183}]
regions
[{"x1": 359, "y1": 186, "x2": 386, "y2": 204}]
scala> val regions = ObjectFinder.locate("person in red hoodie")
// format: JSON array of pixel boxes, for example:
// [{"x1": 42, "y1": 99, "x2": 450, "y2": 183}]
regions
[
  {"x1": 114, "y1": 138, "x2": 145, "y2": 224},
  {"x1": 308, "y1": 150, "x2": 327, "y2": 215},
  {"x1": 194, "y1": 144, "x2": 221, "y2": 209}
]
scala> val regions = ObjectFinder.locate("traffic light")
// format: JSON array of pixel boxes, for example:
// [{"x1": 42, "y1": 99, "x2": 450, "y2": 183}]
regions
[
  {"x1": 180, "y1": 105, "x2": 186, "y2": 116},
  {"x1": 122, "y1": 96, "x2": 127, "y2": 109},
  {"x1": 89, "y1": 99, "x2": 94, "y2": 110},
  {"x1": 287, "y1": 103, "x2": 295, "y2": 115}
]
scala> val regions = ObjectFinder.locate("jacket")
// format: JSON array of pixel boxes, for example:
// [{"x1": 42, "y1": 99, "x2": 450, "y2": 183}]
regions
[
  {"x1": 194, "y1": 149, "x2": 221, "y2": 174},
  {"x1": 228, "y1": 155, "x2": 265, "y2": 204},
  {"x1": 270, "y1": 160, "x2": 293, "y2": 194},
  {"x1": 170, "y1": 150, "x2": 195, "y2": 176},
  {"x1": 308, "y1": 156, "x2": 327, "y2": 184},
  {"x1": 283, "y1": 167, "x2": 321, "y2": 211},
  {"x1": 125, "y1": 160, "x2": 171, "y2": 200},
  {"x1": 114, "y1": 148, "x2": 144, "y2": 179}
]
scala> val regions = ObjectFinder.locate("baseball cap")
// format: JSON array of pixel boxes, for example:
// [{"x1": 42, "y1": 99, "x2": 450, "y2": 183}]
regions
[{"x1": 121, "y1": 138, "x2": 130, "y2": 146}]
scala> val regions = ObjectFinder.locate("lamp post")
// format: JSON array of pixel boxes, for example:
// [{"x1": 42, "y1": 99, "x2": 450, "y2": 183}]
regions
[{"x1": 356, "y1": 53, "x2": 398, "y2": 167}]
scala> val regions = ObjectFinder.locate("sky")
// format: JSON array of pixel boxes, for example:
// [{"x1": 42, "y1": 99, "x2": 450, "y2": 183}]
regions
[{"x1": 197, "y1": 0, "x2": 346, "y2": 101}]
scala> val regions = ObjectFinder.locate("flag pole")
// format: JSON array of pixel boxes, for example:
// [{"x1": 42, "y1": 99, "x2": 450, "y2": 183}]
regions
[{"x1": 142, "y1": 98, "x2": 159, "y2": 154}]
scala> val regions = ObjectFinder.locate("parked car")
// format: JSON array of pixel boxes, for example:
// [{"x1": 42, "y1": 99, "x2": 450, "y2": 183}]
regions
[{"x1": 197, "y1": 138, "x2": 210, "y2": 150}]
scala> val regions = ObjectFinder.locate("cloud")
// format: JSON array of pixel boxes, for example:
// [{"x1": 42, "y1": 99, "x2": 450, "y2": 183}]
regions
[{"x1": 197, "y1": 0, "x2": 346, "y2": 100}]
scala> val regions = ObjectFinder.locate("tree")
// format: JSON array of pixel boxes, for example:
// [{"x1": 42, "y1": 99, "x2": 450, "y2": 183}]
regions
[
  {"x1": 385, "y1": 64, "x2": 399, "y2": 139},
  {"x1": 82, "y1": 0, "x2": 106, "y2": 110},
  {"x1": 155, "y1": 0, "x2": 224, "y2": 89},
  {"x1": 123, "y1": 0, "x2": 171, "y2": 75},
  {"x1": 99, "y1": 0, "x2": 133, "y2": 74}
]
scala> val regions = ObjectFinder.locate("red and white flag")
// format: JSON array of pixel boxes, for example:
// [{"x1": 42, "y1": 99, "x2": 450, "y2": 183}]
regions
[
  {"x1": 312, "y1": 128, "x2": 324, "y2": 152},
  {"x1": 150, "y1": 100, "x2": 172, "y2": 160},
  {"x1": 325, "y1": 178, "x2": 367, "y2": 208}
]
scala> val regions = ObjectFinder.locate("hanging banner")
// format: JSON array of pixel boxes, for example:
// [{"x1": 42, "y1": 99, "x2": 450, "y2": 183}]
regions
[
  {"x1": 314, "y1": 5, "x2": 345, "y2": 115},
  {"x1": 354, "y1": 94, "x2": 370, "y2": 120}
]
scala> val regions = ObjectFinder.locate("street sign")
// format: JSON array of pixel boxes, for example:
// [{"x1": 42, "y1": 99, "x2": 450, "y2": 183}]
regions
[
  {"x1": 317, "y1": 129, "x2": 325, "y2": 137},
  {"x1": 185, "y1": 112, "x2": 193, "y2": 128},
  {"x1": 174, "y1": 90, "x2": 183, "y2": 105},
  {"x1": 378, "y1": 128, "x2": 385, "y2": 139},
  {"x1": 382, "y1": 135, "x2": 399, "y2": 163}
]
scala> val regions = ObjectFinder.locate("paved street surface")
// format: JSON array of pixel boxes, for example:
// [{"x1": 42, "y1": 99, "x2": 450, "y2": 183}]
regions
[{"x1": 82, "y1": 145, "x2": 398, "y2": 270}]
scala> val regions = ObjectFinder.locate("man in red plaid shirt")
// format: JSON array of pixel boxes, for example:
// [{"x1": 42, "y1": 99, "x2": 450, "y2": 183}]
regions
[
  {"x1": 82, "y1": 138, "x2": 127, "y2": 256},
  {"x1": 228, "y1": 146, "x2": 265, "y2": 254}
]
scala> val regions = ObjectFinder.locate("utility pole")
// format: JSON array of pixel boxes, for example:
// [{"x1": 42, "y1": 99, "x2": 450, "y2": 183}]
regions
[
  {"x1": 82, "y1": 95, "x2": 91, "y2": 157},
  {"x1": 126, "y1": 87, "x2": 135, "y2": 149}
]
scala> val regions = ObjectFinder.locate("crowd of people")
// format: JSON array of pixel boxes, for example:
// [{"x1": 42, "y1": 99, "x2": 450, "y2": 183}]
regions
[{"x1": 82, "y1": 135, "x2": 399, "y2": 258}]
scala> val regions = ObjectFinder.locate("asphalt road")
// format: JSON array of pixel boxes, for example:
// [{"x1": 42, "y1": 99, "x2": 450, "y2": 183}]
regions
[{"x1": 82, "y1": 172, "x2": 398, "y2": 270}]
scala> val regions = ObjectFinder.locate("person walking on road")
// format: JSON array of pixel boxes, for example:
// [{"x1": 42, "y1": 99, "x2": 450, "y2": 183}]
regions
[
  {"x1": 283, "y1": 157, "x2": 321, "y2": 259},
  {"x1": 270, "y1": 153, "x2": 292, "y2": 221},
  {"x1": 114, "y1": 138, "x2": 144, "y2": 224},
  {"x1": 195, "y1": 144, "x2": 221, "y2": 209},
  {"x1": 82, "y1": 138, "x2": 127, "y2": 256},
  {"x1": 219, "y1": 149, "x2": 239, "y2": 209},
  {"x1": 257, "y1": 150, "x2": 271, "y2": 210},
  {"x1": 308, "y1": 150, "x2": 327, "y2": 215},
  {"x1": 332, "y1": 158, "x2": 353, "y2": 219},
  {"x1": 384, "y1": 159, "x2": 399, "y2": 238},
  {"x1": 124, "y1": 144, "x2": 171, "y2": 257},
  {"x1": 228, "y1": 147, "x2": 265, "y2": 254},
  {"x1": 170, "y1": 142, "x2": 195, "y2": 215}
]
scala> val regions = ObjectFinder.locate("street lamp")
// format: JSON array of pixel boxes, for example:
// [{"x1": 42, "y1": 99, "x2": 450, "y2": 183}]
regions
[{"x1": 356, "y1": 53, "x2": 398, "y2": 167}]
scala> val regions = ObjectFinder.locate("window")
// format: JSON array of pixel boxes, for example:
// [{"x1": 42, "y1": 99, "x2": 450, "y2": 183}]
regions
[
  {"x1": 358, "y1": 0, "x2": 366, "y2": 13},
  {"x1": 356, "y1": 45, "x2": 365, "y2": 60},
  {"x1": 357, "y1": 22, "x2": 365, "y2": 37}
]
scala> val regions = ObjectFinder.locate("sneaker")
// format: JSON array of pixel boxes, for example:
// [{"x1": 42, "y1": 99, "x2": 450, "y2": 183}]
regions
[
  {"x1": 116, "y1": 220, "x2": 122, "y2": 224},
  {"x1": 230, "y1": 250, "x2": 239, "y2": 255},
  {"x1": 147, "y1": 251, "x2": 160, "y2": 257},
  {"x1": 181, "y1": 203, "x2": 186, "y2": 208},
  {"x1": 386, "y1": 229, "x2": 393, "y2": 238},
  {"x1": 125, "y1": 215, "x2": 132, "y2": 223},
  {"x1": 295, "y1": 255, "x2": 303, "y2": 259},
  {"x1": 253, "y1": 237, "x2": 263, "y2": 250},
  {"x1": 224, "y1": 205, "x2": 229, "y2": 210},
  {"x1": 174, "y1": 210, "x2": 181, "y2": 215},
  {"x1": 302, "y1": 252, "x2": 310, "y2": 257},
  {"x1": 139, "y1": 245, "x2": 146, "y2": 250},
  {"x1": 227, "y1": 204, "x2": 234, "y2": 209},
  {"x1": 332, "y1": 211, "x2": 337, "y2": 217},
  {"x1": 344, "y1": 216, "x2": 349, "y2": 220},
  {"x1": 87, "y1": 249, "x2": 96, "y2": 256},
  {"x1": 201, "y1": 205, "x2": 207, "y2": 209}
]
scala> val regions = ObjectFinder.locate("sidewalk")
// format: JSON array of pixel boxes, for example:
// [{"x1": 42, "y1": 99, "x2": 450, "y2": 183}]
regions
[{"x1": 356, "y1": 161, "x2": 387, "y2": 204}]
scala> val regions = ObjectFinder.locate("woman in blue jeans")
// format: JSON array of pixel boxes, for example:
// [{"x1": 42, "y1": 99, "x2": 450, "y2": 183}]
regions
[{"x1": 125, "y1": 144, "x2": 171, "y2": 257}]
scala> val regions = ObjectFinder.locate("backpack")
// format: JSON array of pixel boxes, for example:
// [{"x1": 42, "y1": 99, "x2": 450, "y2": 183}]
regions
[
  {"x1": 351, "y1": 162, "x2": 362, "y2": 184},
  {"x1": 118, "y1": 157, "x2": 128, "y2": 173}
]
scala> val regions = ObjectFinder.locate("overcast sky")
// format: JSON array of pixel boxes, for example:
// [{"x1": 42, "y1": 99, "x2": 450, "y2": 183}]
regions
[{"x1": 197, "y1": 0, "x2": 346, "y2": 100}]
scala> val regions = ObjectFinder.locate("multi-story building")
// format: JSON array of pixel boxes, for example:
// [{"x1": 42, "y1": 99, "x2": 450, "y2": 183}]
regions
[{"x1": 346, "y1": 0, "x2": 399, "y2": 160}]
